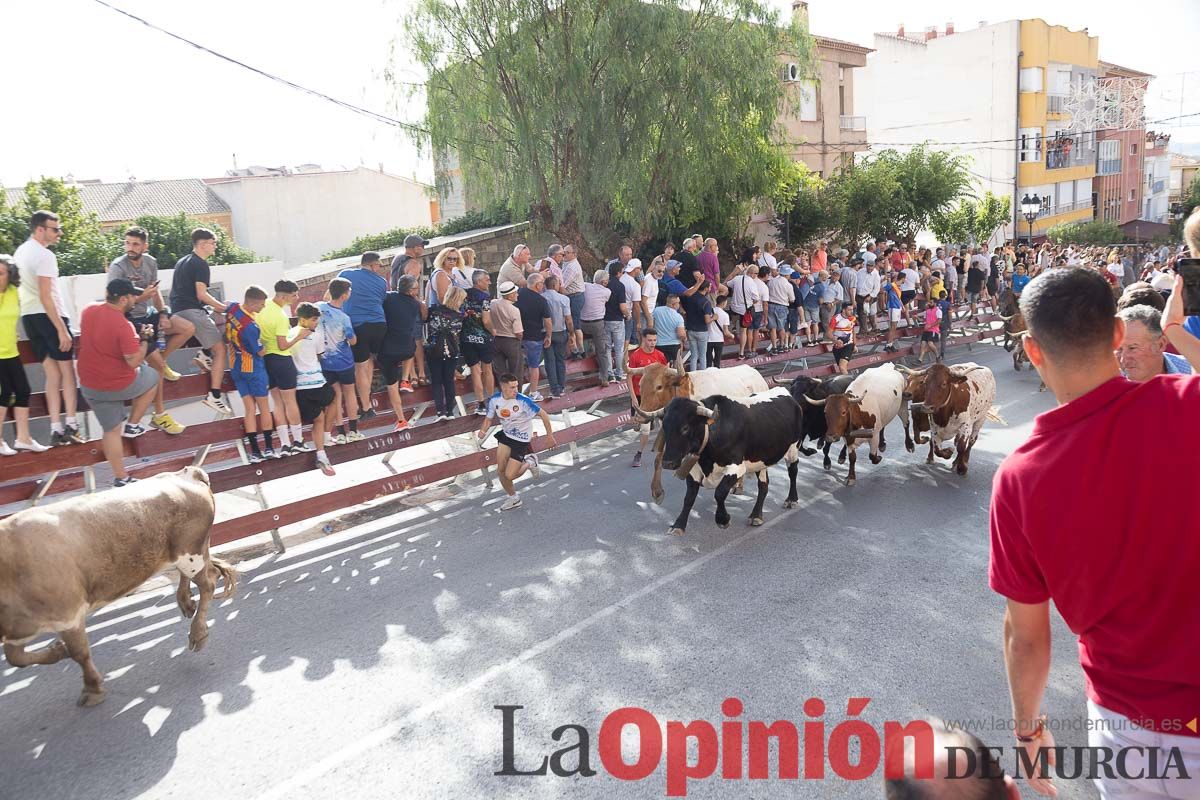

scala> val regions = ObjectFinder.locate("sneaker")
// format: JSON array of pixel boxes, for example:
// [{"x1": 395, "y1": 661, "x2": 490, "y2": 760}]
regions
[
  {"x1": 529, "y1": 391, "x2": 545, "y2": 402},
  {"x1": 333, "y1": 433, "x2": 348, "y2": 445},
  {"x1": 202, "y1": 394, "x2": 233, "y2": 416},
  {"x1": 612, "y1": 373, "x2": 626, "y2": 382},
  {"x1": 291, "y1": 441, "x2": 314, "y2": 454},
  {"x1": 631, "y1": 451, "x2": 642, "y2": 468},
  {"x1": 436, "y1": 414, "x2": 451, "y2": 422},
  {"x1": 324, "y1": 434, "x2": 335, "y2": 447},
  {"x1": 358, "y1": 408, "x2": 378, "y2": 420},
  {"x1": 249, "y1": 451, "x2": 265, "y2": 464},
  {"x1": 14, "y1": 438, "x2": 51, "y2": 453},
  {"x1": 162, "y1": 364, "x2": 182, "y2": 382},
  {"x1": 523, "y1": 453, "x2": 540, "y2": 478},
  {"x1": 50, "y1": 430, "x2": 72, "y2": 447},
  {"x1": 346, "y1": 431, "x2": 366, "y2": 442},
  {"x1": 65, "y1": 425, "x2": 85, "y2": 445},
  {"x1": 0, "y1": 441, "x2": 15, "y2": 457},
  {"x1": 317, "y1": 456, "x2": 336, "y2": 477},
  {"x1": 262, "y1": 448, "x2": 280, "y2": 460},
  {"x1": 499, "y1": 495, "x2": 523, "y2": 511},
  {"x1": 113, "y1": 476, "x2": 139, "y2": 488},
  {"x1": 398, "y1": 381, "x2": 414, "y2": 393},
  {"x1": 122, "y1": 423, "x2": 148, "y2": 438},
  {"x1": 393, "y1": 419, "x2": 410, "y2": 432},
  {"x1": 192, "y1": 352, "x2": 213, "y2": 372},
  {"x1": 474, "y1": 403, "x2": 488, "y2": 416},
  {"x1": 150, "y1": 413, "x2": 186, "y2": 435}
]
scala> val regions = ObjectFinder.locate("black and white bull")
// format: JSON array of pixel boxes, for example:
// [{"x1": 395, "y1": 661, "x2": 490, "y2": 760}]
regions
[
  {"x1": 659, "y1": 388, "x2": 804, "y2": 536},
  {"x1": 782, "y1": 374, "x2": 855, "y2": 469}
]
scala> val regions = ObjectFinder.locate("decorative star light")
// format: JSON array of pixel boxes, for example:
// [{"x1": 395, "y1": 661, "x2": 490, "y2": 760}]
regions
[{"x1": 1064, "y1": 76, "x2": 1147, "y2": 132}]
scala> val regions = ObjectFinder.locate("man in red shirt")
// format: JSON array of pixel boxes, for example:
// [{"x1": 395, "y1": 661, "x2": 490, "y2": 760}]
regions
[
  {"x1": 989, "y1": 268, "x2": 1200, "y2": 798},
  {"x1": 626, "y1": 328, "x2": 667, "y2": 467},
  {"x1": 77, "y1": 279, "x2": 159, "y2": 487}
]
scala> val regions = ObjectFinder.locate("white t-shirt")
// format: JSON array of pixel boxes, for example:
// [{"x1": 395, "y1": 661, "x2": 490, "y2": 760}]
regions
[
  {"x1": 641, "y1": 274, "x2": 659, "y2": 316},
  {"x1": 727, "y1": 275, "x2": 754, "y2": 315},
  {"x1": 900, "y1": 268, "x2": 919, "y2": 292},
  {"x1": 758, "y1": 252, "x2": 778, "y2": 270},
  {"x1": 862, "y1": 251, "x2": 878, "y2": 267},
  {"x1": 931, "y1": 258, "x2": 945, "y2": 274},
  {"x1": 751, "y1": 278, "x2": 769, "y2": 311},
  {"x1": 486, "y1": 391, "x2": 542, "y2": 442},
  {"x1": 708, "y1": 306, "x2": 730, "y2": 343},
  {"x1": 620, "y1": 274, "x2": 642, "y2": 305},
  {"x1": 290, "y1": 325, "x2": 327, "y2": 389},
  {"x1": 15, "y1": 238, "x2": 63, "y2": 317},
  {"x1": 1106, "y1": 263, "x2": 1126, "y2": 279},
  {"x1": 1151, "y1": 270, "x2": 1175, "y2": 292},
  {"x1": 767, "y1": 275, "x2": 794, "y2": 305}
]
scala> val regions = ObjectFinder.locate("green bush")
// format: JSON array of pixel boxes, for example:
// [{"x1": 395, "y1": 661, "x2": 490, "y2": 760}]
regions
[
  {"x1": 321, "y1": 204, "x2": 514, "y2": 259},
  {"x1": 1046, "y1": 219, "x2": 1123, "y2": 247}
]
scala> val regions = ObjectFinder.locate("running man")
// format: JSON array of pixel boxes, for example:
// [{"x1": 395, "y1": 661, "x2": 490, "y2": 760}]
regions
[{"x1": 476, "y1": 373, "x2": 557, "y2": 511}]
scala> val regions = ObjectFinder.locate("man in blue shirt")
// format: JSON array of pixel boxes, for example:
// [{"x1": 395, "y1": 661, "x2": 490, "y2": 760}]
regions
[
  {"x1": 1011, "y1": 264, "x2": 1031, "y2": 297},
  {"x1": 337, "y1": 251, "x2": 389, "y2": 420},
  {"x1": 317, "y1": 276, "x2": 360, "y2": 442}
]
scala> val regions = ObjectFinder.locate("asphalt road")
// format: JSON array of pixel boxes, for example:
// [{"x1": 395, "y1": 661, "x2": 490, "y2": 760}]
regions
[{"x1": 0, "y1": 343, "x2": 1104, "y2": 800}]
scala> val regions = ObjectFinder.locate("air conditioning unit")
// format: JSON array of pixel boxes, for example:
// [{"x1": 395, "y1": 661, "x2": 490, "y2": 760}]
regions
[{"x1": 781, "y1": 63, "x2": 800, "y2": 82}]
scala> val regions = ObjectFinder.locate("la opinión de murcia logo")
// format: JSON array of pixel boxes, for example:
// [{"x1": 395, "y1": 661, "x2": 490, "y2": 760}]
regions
[{"x1": 495, "y1": 700, "x2": 1192, "y2": 797}]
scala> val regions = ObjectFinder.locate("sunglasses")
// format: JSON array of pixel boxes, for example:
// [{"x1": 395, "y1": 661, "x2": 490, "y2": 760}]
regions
[
  {"x1": 43, "y1": 225, "x2": 62, "y2": 233},
  {"x1": 445, "y1": 257, "x2": 459, "y2": 262}
]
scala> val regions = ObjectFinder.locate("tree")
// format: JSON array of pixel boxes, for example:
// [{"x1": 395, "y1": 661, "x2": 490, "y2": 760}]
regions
[
  {"x1": 931, "y1": 192, "x2": 1011, "y2": 248},
  {"x1": 321, "y1": 203, "x2": 513, "y2": 259},
  {"x1": 402, "y1": 0, "x2": 815, "y2": 265},
  {"x1": 1, "y1": 177, "x2": 115, "y2": 275},
  {"x1": 774, "y1": 166, "x2": 837, "y2": 249},
  {"x1": 823, "y1": 157, "x2": 902, "y2": 248},
  {"x1": 1046, "y1": 219, "x2": 1122, "y2": 246},
  {"x1": 131, "y1": 213, "x2": 261, "y2": 269},
  {"x1": 882, "y1": 145, "x2": 973, "y2": 243}
]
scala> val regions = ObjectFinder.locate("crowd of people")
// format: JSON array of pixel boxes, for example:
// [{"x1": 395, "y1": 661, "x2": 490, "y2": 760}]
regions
[{"x1": 1, "y1": 209, "x2": 1195, "y2": 492}]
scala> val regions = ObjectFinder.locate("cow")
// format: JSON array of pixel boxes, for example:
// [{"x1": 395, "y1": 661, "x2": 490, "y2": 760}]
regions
[
  {"x1": 783, "y1": 373, "x2": 854, "y2": 469},
  {"x1": 902, "y1": 363, "x2": 1001, "y2": 476},
  {"x1": 0, "y1": 467, "x2": 236, "y2": 706},
  {"x1": 630, "y1": 356, "x2": 769, "y2": 503},
  {"x1": 658, "y1": 388, "x2": 804, "y2": 536},
  {"x1": 803, "y1": 362, "x2": 907, "y2": 486}
]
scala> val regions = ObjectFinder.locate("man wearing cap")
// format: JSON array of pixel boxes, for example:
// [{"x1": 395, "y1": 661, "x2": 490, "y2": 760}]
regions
[
  {"x1": 491, "y1": 281, "x2": 525, "y2": 384},
  {"x1": 765, "y1": 261, "x2": 794, "y2": 353},
  {"x1": 619, "y1": 257, "x2": 643, "y2": 346},
  {"x1": 77, "y1": 279, "x2": 161, "y2": 487},
  {"x1": 390, "y1": 233, "x2": 429, "y2": 290}
]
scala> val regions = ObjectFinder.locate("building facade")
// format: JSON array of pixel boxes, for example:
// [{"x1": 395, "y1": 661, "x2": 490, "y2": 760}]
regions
[
  {"x1": 1142, "y1": 132, "x2": 1172, "y2": 223},
  {"x1": 1170, "y1": 153, "x2": 1200, "y2": 206},
  {"x1": 1093, "y1": 62, "x2": 1151, "y2": 225}
]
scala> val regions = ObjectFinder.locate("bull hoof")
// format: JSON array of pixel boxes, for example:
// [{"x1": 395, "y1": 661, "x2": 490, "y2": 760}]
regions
[
  {"x1": 668, "y1": 527, "x2": 686, "y2": 537},
  {"x1": 869, "y1": 453, "x2": 882, "y2": 465},
  {"x1": 749, "y1": 517, "x2": 764, "y2": 527},
  {"x1": 783, "y1": 500, "x2": 797, "y2": 509},
  {"x1": 823, "y1": 459, "x2": 831, "y2": 470},
  {"x1": 178, "y1": 598, "x2": 197, "y2": 620},
  {"x1": 845, "y1": 477, "x2": 856, "y2": 487},
  {"x1": 956, "y1": 464, "x2": 968, "y2": 477},
  {"x1": 837, "y1": 453, "x2": 846, "y2": 465},
  {"x1": 926, "y1": 454, "x2": 935, "y2": 464},
  {"x1": 879, "y1": 441, "x2": 887, "y2": 452},
  {"x1": 77, "y1": 688, "x2": 107, "y2": 707},
  {"x1": 651, "y1": 490, "x2": 665, "y2": 506},
  {"x1": 188, "y1": 630, "x2": 209, "y2": 653},
  {"x1": 905, "y1": 442, "x2": 914, "y2": 453}
]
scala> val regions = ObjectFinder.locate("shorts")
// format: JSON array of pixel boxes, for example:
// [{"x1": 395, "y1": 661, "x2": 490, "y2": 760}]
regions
[
  {"x1": 461, "y1": 339, "x2": 494, "y2": 367},
  {"x1": 351, "y1": 322, "x2": 387, "y2": 363},
  {"x1": 296, "y1": 384, "x2": 335, "y2": 423},
  {"x1": 22, "y1": 313, "x2": 74, "y2": 361},
  {"x1": 921, "y1": 331, "x2": 940, "y2": 343},
  {"x1": 749, "y1": 310, "x2": 764, "y2": 330},
  {"x1": 819, "y1": 305, "x2": 834, "y2": 329},
  {"x1": 80, "y1": 364, "x2": 158, "y2": 432},
  {"x1": 568, "y1": 293, "x2": 585, "y2": 331},
  {"x1": 412, "y1": 317, "x2": 425, "y2": 343},
  {"x1": 786, "y1": 307, "x2": 801, "y2": 335},
  {"x1": 377, "y1": 351, "x2": 412, "y2": 386},
  {"x1": 231, "y1": 368, "x2": 269, "y2": 398},
  {"x1": 495, "y1": 429, "x2": 531, "y2": 459},
  {"x1": 901, "y1": 290, "x2": 916, "y2": 305},
  {"x1": 173, "y1": 308, "x2": 222, "y2": 348},
  {"x1": 803, "y1": 304, "x2": 820, "y2": 323},
  {"x1": 0, "y1": 356, "x2": 32, "y2": 408},
  {"x1": 522, "y1": 339, "x2": 544, "y2": 369},
  {"x1": 967, "y1": 291, "x2": 982, "y2": 303},
  {"x1": 128, "y1": 312, "x2": 161, "y2": 338},
  {"x1": 767, "y1": 304, "x2": 789, "y2": 331},
  {"x1": 264, "y1": 353, "x2": 298, "y2": 391},
  {"x1": 832, "y1": 342, "x2": 854, "y2": 363},
  {"x1": 888, "y1": 308, "x2": 902, "y2": 323},
  {"x1": 321, "y1": 367, "x2": 356, "y2": 386}
]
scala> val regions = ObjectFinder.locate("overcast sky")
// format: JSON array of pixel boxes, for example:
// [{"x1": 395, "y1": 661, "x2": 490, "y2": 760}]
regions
[{"x1": 3, "y1": 0, "x2": 1198, "y2": 186}]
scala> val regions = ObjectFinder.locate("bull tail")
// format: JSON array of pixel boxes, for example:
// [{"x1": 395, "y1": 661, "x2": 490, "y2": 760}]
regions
[
  {"x1": 985, "y1": 406, "x2": 1007, "y2": 425},
  {"x1": 210, "y1": 557, "x2": 239, "y2": 599}
]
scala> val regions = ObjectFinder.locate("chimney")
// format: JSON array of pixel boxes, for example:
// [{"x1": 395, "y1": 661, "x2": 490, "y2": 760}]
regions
[
  {"x1": 791, "y1": 0, "x2": 808, "y2": 29},
  {"x1": 924, "y1": 26, "x2": 937, "y2": 41},
  {"x1": 945, "y1": 21, "x2": 954, "y2": 35},
  {"x1": 897, "y1": 23, "x2": 905, "y2": 38}
]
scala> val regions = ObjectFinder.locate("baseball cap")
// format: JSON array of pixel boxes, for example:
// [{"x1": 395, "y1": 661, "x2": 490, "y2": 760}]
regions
[
  {"x1": 404, "y1": 233, "x2": 430, "y2": 248},
  {"x1": 498, "y1": 281, "x2": 518, "y2": 296},
  {"x1": 106, "y1": 278, "x2": 139, "y2": 298},
  {"x1": 665, "y1": 259, "x2": 681, "y2": 270},
  {"x1": 779, "y1": 265, "x2": 795, "y2": 277},
  {"x1": 624, "y1": 258, "x2": 642, "y2": 273}
]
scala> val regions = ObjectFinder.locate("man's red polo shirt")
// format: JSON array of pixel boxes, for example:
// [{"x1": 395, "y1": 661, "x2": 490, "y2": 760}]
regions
[
  {"x1": 628, "y1": 346, "x2": 667, "y2": 396},
  {"x1": 989, "y1": 374, "x2": 1200, "y2": 736}
]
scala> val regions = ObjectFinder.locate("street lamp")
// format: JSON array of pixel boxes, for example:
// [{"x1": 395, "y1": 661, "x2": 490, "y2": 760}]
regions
[{"x1": 1020, "y1": 193, "x2": 1042, "y2": 247}]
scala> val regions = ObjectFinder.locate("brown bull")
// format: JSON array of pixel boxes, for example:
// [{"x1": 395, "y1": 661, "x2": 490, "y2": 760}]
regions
[{"x1": 0, "y1": 466, "x2": 236, "y2": 706}]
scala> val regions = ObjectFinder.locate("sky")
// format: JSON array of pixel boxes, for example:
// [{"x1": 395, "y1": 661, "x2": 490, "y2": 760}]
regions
[{"x1": 2, "y1": 0, "x2": 1198, "y2": 187}]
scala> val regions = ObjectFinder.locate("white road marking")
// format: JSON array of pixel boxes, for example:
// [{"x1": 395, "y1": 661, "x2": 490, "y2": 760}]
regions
[{"x1": 251, "y1": 497, "x2": 798, "y2": 800}]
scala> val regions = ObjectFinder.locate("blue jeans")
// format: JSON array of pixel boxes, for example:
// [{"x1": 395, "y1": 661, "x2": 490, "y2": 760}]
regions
[
  {"x1": 625, "y1": 315, "x2": 637, "y2": 345},
  {"x1": 545, "y1": 330, "x2": 569, "y2": 395},
  {"x1": 604, "y1": 320, "x2": 626, "y2": 377},
  {"x1": 686, "y1": 330, "x2": 708, "y2": 371}
]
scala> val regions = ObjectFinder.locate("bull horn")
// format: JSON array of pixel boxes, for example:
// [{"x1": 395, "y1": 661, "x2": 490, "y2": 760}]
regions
[
  {"x1": 694, "y1": 404, "x2": 716, "y2": 419},
  {"x1": 909, "y1": 402, "x2": 929, "y2": 413},
  {"x1": 662, "y1": 367, "x2": 679, "y2": 377},
  {"x1": 894, "y1": 364, "x2": 923, "y2": 375},
  {"x1": 998, "y1": 313, "x2": 1015, "y2": 321},
  {"x1": 627, "y1": 366, "x2": 648, "y2": 376},
  {"x1": 802, "y1": 394, "x2": 827, "y2": 406},
  {"x1": 673, "y1": 348, "x2": 686, "y2": 374}
]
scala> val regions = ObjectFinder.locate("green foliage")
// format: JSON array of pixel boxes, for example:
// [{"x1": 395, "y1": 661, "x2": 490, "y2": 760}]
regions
[
  {"x1": 931, "y1": 192, "x2": 1011, "y2": 248},
  {"x1": 129, "y1": 213, "x2": 261, "y2": 269},
  {"x1": 402, "y1": 0, "x2": 815, "y2": 264},
  {"x1": 774, "y1": 167, "x2": 837, "y2": 248},
  {"x1": 1, "y1": 177, "x2": 115, "y2": 275},
  {"x1": 1046, "y1": 219, "x2": 1123, "y2": 246},
  {"x1": 321, "y1": 203, "x2": 513, "y2": 259}
]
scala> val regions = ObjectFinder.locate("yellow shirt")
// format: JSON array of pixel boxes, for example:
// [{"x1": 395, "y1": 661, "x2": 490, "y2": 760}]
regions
[
  {"x1": 255, "y1": 299, "x2": 293, "y2": 356},
  {"x1": 930, "y1": 278, "x2": 945, "y2": 300},
  {"x1": 0, "y1": 286, "x2": 19, "y2": 359}
]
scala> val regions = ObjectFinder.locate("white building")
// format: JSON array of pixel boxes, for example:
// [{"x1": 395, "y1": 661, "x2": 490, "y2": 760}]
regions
[
  {"x1": 1142, "y1": 133, "x2": 1172, "y2": 223},
  {"x1": 205, "y1": 166, "x2": 435, "y2": 267}
]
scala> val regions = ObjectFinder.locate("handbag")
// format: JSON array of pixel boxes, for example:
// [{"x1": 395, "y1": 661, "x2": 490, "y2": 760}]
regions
[{"x1": 738, "y1": 275, "x2": 752, "y2": 326}]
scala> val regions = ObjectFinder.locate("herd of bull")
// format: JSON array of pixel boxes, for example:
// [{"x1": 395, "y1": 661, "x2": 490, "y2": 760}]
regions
[{"x1": 628, "y1": 359, "x2": 1002, "y2": 536}]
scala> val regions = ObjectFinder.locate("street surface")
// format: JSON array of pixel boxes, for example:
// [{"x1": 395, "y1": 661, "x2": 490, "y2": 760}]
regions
[{"x1": 0, "y1": 343, "x2": 1102, "y2": 799}]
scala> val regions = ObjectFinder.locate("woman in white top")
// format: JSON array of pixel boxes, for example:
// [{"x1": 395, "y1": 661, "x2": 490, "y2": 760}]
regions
[
  {"x1": 450, "y1": 247, "x2": 476, "y2": 290},
  {"x1": 707, "y1": 293, "x2": 732, "y2": 368},
  {"x1": 427, "y1": 247, "x2": 462, "y2": 306}
]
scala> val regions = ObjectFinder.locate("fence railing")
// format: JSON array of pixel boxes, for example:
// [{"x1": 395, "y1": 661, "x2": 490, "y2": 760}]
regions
[{"x1": 839, "y1": 115, "x2": 867, "y2": 132}]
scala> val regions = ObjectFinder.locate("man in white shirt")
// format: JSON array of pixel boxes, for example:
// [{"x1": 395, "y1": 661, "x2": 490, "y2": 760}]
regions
[
  {"x1": 899, "y1": 261, "x2": 921, "y2": 326},
  {"x1": 856, "y1": 260, "x2": 882, "y2": 334},
  {"x1": 725, "y1": 264, "x2": 758, "y2": 358},
  {"x1": 641, "y1": 260, "x2": 660, "y2": 327},
  {"x1": 15, "y1": 210, "x2": 83, "y2": 446},
  {"x1": 620, "y1": 259, "x2": 643, "y2": 347},
  {"x1": 765, "y1": 262, "x2": 794, "y2": 352}
]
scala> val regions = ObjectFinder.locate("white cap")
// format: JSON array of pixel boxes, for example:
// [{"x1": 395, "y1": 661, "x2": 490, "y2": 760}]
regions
[
  {"x1": 624, "y1": 258, "x2": 643, "y2": 273},
  {"x1": 498, "y1": 281, "x2": 518, "y2": 295}
]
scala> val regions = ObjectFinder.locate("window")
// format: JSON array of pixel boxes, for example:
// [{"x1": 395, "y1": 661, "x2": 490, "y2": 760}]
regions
[
  {"x1": 839, "y1": 84, "x2": 845, "y2": 116},
  {"x1": 839, "y1": 66, "x2": 845, "y2": 81},
  {"x1": 1130, "y1": 189, "x2": 1136, "y2": 202},
  {"x1": 1019, "y1": 128, "x2": 1042, "y2": 163},
  {"x1": 1057, "y1": 181, "x2": 1075, "y2": 207},
  {"x1": 1098, "y1": 140, "x2": 1120, "y2": 175},
  {"x1": 1130, "y1": 142, "x2": 1138, "y2": 155},
  {"x1": 798, "y1": 80, "x2": 817, "y2": 122},
  {"x1": 1020, "y1": 67, "x2": 1044, "y2": 93}
]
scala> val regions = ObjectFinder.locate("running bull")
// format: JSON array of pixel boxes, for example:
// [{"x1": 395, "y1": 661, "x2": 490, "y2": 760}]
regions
[
  {"x1": 783, "y1": 373, "x2": 854, "y2": 470},
  {"x1": 659, "y1": 387, "x2": 804, "y2": 536},
  {"x1": 0, "y1": 467, "x2": 237, "y2": 706},
  {"x1": 803, "y1": 362, "x2": 907, "y2": 486},
  {"x1": 898, "y1": 362, "x2": 1002, "y2": 477}
]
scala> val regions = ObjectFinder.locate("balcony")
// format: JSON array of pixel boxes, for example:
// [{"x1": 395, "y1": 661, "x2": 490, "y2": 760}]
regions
[
  {"x1": 839, "y1": 115, "x2": 866, "y2": 132},
  {"x1": 1047, "y1": 94, "x2": 1067, "y2": 115},
  {"x1": 1046, "y1": 136, "x2": 1095, "y2": 171},
  {"x1": 1037, "y1": 199, "x2": 1094, "y2": 219}
]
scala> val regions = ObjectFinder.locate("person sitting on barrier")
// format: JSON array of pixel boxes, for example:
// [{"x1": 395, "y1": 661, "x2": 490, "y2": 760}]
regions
[
  {"x1": 339, "y1": 251, "x2": 392, "y2": 412},
  {"x1": 166, "y1": 227, "x2": 232, "y2": 416},
  {"x1": 316, "y1": 277, "x2": 360, "y2": 444},
  {"x1": 831, "y1": 300, "x2": 857, "y2": 374},
  {"x1": 290, "y1": 302, "x2": 337, "y2": 476},
  {"x1": 476, "y1": 372, "x2": 557, "y2": 512},
  {"x1": 0, "y1": 254, "x2": 50, "y2": 454},
  {"x1": 77, "y1": 279, "x2": 161, "y2": 487},
  {"x1": 426, "y1": 286, "x2": 466, "y2": 422},
  {"x1": 462, "y1": 269, "x2": 496, "y2": 416},
  {"x1": 226, "y1": 285, "x2": 279, "y2": 461},
  {"x1": 256, "y1": 280, "x2": 312, "y2": 456},
  {"x1": 378, "y1": 274, "x2": 422, "y2": 431}
]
